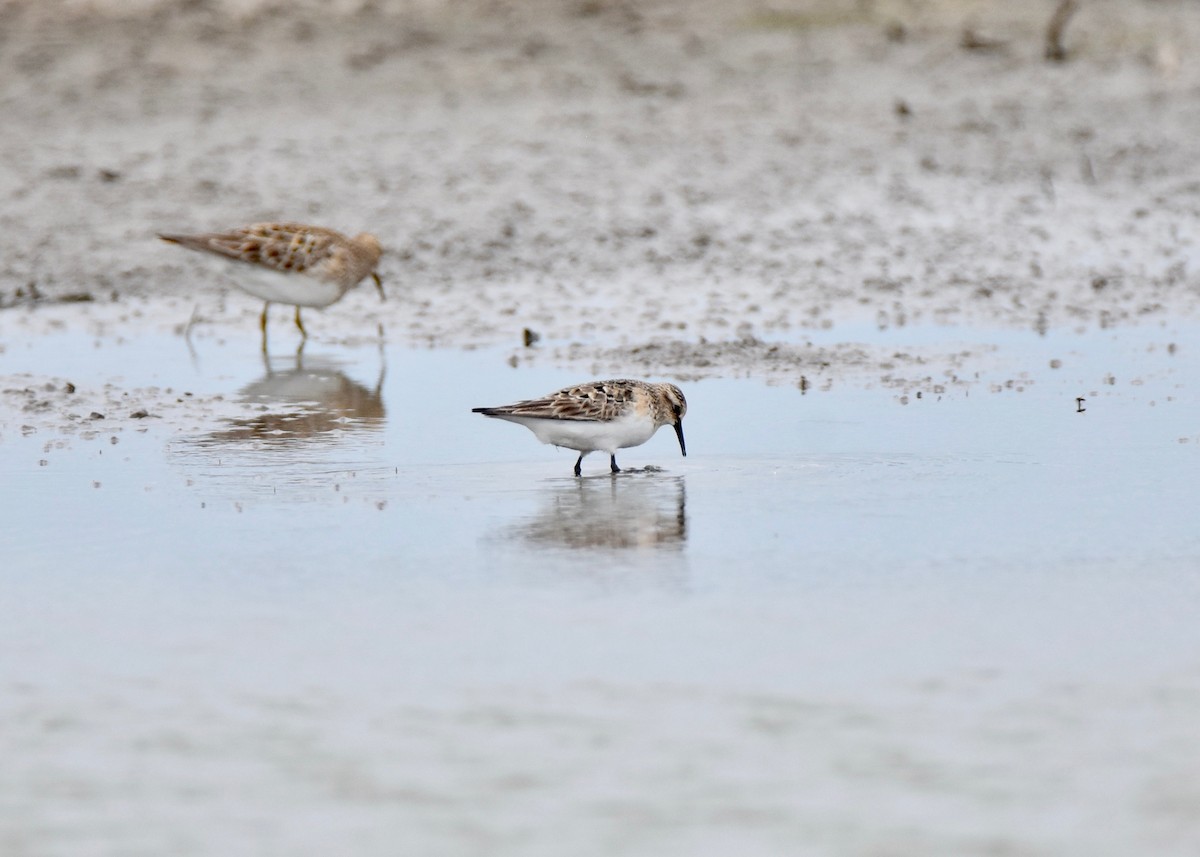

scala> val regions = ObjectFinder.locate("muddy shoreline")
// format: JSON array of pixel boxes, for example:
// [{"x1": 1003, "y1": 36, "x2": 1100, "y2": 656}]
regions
[{"x1": 2, "y1": 0, "x2": 1200, "y2": 399}]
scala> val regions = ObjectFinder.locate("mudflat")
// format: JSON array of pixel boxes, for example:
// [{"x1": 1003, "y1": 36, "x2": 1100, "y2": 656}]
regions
[{"x1": 2, "y1": 0, "x2": 1197, "y2": 384}]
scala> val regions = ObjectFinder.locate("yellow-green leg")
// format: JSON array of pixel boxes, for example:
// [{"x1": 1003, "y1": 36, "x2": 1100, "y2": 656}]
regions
[
  {"x1": 259, "y1": 302, "x2": 270, "y2": 352},
  {"x1": 294, "y1": 306, "x2": 307, "y2": 339}
]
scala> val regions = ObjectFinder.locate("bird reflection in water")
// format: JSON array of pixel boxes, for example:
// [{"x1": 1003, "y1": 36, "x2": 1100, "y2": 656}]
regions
[
  {"x1": 512, "y1": 473, "x2": 687, "y2": 551},
  {"x1": 197, "y1": 350, "x2": 385, "y2": 447}
]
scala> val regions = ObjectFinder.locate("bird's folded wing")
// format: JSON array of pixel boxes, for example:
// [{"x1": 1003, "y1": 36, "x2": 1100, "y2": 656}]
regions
[{"x1": 163, "y1": 223, "x2": 338, "y2": 275}]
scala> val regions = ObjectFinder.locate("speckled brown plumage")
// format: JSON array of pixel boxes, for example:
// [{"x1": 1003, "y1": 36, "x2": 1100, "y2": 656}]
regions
[
  {"x1": 160, "y1": 223, "x2": 382, "y2": 290},
  {"x1": 473, "y1": 379, "x2": 687, "y2": 476},
  {"x1": 159, "y1": 221, "x2": 384, "y2": 343}
]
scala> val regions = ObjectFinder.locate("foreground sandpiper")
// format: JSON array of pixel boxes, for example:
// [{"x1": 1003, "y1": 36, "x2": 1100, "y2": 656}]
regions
[
  {"x1": 159, "y1": 222, "x2": 384, "y2": 343},
  {"x1": 473, "y1": 379, "x2": 687, "y2": 476}
]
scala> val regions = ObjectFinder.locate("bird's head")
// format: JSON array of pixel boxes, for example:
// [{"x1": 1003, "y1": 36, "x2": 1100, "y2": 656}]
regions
[{"x1": 659, "y1": 383, "x2": 687, "y2": 457}]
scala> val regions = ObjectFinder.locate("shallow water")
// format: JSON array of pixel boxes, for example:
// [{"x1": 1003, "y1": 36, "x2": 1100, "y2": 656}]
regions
[{"x1": 3, "y1": 323, "x2": 1200, "y2": 856}]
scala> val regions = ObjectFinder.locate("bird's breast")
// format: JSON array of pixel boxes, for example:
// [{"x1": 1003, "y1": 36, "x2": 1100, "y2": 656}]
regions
[
  {"x1": 513, "y1": 411, "x2": 658, "y2": 453},
  {"x1": 222, "y1": 264, "x2": 347, "y2": 308}
]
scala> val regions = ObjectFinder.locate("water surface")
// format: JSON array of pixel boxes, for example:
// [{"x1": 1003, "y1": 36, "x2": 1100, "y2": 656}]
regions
[{"x1": 2, "y1": 324, "x2": 1199, "y2": 856}]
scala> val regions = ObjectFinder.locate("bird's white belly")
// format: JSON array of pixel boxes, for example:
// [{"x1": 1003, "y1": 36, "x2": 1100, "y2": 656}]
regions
[
  {"x1": 222, "y1": 265, "x2": 345, "y2": 308},
  {"x1": 521, "y1": 412, "x2": 658, "y2": 453}
]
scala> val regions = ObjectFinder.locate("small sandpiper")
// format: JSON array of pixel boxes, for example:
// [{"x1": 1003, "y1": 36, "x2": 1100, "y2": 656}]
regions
[
  {"x1": 159, "y1": 222, "x2": 384, "y2": 344},
  {"x1": 473, "y1": 379, "x2": 687, "y2": 476}
]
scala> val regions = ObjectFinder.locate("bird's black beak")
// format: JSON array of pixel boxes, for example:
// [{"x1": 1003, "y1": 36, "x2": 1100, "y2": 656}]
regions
[
  {"x1": 674, "y1": 420, "x2": 686, "y2": 457},
  {"x1": 372, "y1": 272, "x2": 385, "y2": 302}
]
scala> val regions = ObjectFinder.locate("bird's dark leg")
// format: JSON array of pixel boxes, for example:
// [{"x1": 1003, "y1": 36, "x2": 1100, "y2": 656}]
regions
[
  {"x1": 573, "y1": 454, "x2": 583, "y2": 477},
  {"x1": 294, "y1": 307, "x2": 307, "y2": 339},
  {"x1": 610, "y1": 454, "x2": 620, "y2": 474}
]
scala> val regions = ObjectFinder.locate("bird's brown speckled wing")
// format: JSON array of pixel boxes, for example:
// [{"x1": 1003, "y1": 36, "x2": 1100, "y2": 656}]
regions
[
  {"x1": 160, "y1": 223, "x2": 341, "y2": 276},
  {"x1": 476, "y1": 380, "x2": 640, "y2": 422}
]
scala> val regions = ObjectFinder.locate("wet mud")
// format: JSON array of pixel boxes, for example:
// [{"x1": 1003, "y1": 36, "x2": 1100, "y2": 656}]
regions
[{"x1": 3, "y1": 0, "x2": 1200, "y2": 413}]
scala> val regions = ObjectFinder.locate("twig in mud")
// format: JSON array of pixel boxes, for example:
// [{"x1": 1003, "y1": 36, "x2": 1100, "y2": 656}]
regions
[
  {"x1": 1045, "y1": 0, "x2": 1079, "y2": 63},
  {"x1": 960, "y1": 28, "x2": 1007, "y2": 53},
  {"x1": 1080, "y1": 153, "x2": 1096, "y2": 184},
  {"x1": 184, "y1": 306, "x2": 201, "y2": 369},
  {"x1": 184, "y1": 304, "x2": 201, "y2": 341}
]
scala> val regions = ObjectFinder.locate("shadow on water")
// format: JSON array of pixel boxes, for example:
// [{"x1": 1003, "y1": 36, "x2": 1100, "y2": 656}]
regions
[
  {"x1": 192, "y1": 349, "x2": 386, "y2": 447},
  {"x1": 503, "y1": 472, "x2": 688, "y2": 552},
  {"x1": 164, "y1": 346, "x2": 393, "y2": 503}
]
